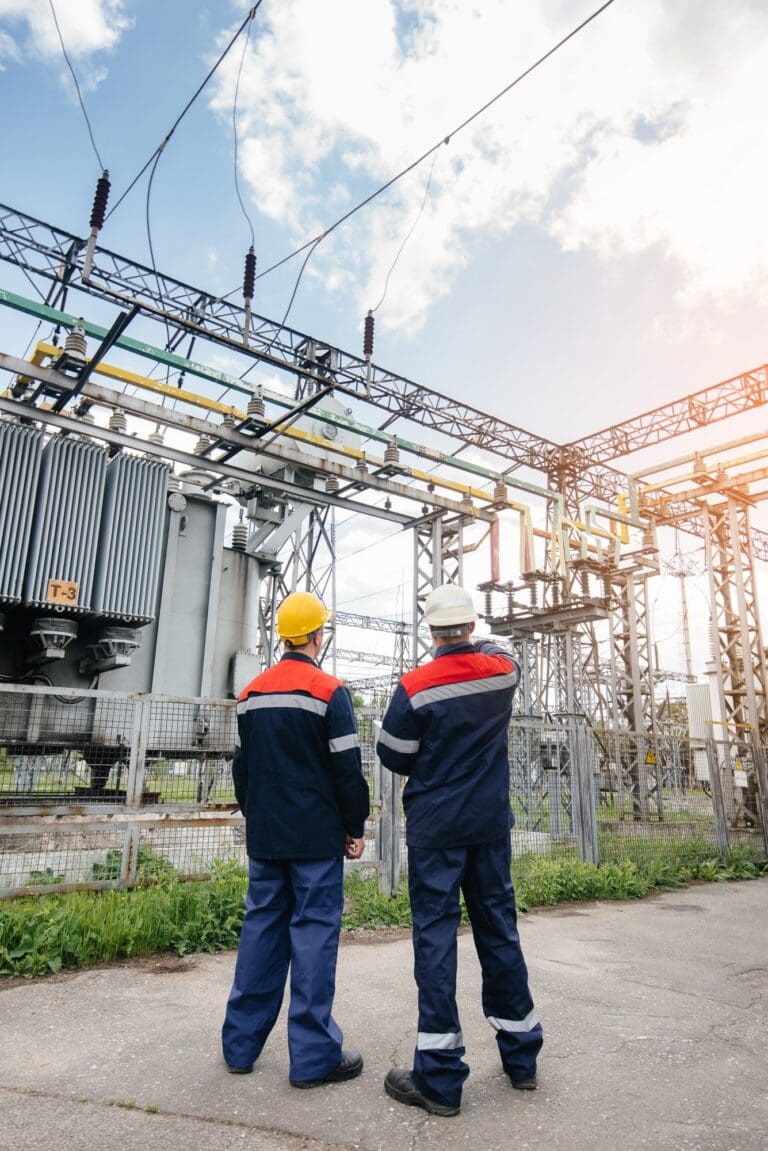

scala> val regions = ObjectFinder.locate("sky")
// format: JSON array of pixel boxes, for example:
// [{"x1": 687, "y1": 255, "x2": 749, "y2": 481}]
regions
[{"x1": 1, "y1": 0, "x2": 767, "y2": 685}]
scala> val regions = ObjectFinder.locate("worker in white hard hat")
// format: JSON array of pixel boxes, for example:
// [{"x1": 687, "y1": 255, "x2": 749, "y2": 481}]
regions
[
  {"x1": 376, "y1": 583, "x2": 542, "y2": 1117},
  {"x1": 222, "y1": 591, "x2": 370, "y2": 1088}
]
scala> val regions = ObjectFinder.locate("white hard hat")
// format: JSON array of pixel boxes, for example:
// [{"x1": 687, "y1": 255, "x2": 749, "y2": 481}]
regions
[{"x1": 423, "y1": 584, "x2": 478, "y2": 628}]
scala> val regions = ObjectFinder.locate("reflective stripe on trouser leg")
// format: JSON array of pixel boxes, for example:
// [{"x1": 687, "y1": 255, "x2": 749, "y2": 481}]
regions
[
  {"x1": 286, "y1": 857, "x2": 345, "y2": 1082},
  {"x1": 408, "y1": 845, "x2": 470, "y2": 1109},
  {"x1": 222, "y1": 858, "x2": 292, "y2": 1069},
  {"x1": 462, "y1": 835, "x2": 543, "y2": 1081}
]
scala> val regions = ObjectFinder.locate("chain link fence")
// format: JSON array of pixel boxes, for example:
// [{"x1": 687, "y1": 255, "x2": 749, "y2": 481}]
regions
[{"x1": 1, "y1": 687, "x2": 766, "y2": 897}]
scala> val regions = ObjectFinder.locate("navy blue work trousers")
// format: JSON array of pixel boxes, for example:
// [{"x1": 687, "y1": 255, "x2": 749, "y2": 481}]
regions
[
  {"x1": 408, "y1": 834, "x2": 543, "y2": 1109},
  {"x1": 221, "y1": 856, "x2": 344, "y2": 1082}
]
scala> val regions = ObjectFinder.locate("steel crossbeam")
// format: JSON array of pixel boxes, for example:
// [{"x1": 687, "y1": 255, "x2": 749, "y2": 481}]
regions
[
  {"x1": 568, "y1": 365, "x2": 768, "y2": 464},
  {"x1": 0, "y1": 203, "x2": 557, "y2": 471}
]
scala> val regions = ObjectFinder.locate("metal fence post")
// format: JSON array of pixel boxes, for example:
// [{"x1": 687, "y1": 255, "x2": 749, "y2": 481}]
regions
[
  {"x1": 749, "y1": 736, "x2": 768, "y2": 857},
  {"x1": 570, "y1": 725, "x2": 599, "y2": 864},
  {"x1": 120, "y1": 823, "x2": 141, "y2": 890},
  {"x1": 705, "y1": 738, "x2": 729, "y2": 860},
  {"x1": 125, "y1": 696, "x2": 150, "y2": 808}
]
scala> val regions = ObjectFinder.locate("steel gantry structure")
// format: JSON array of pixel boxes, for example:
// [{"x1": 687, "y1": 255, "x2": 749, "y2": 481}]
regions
[{"x1": 1, "y1": 201, "x2": 767, "y2": 841}]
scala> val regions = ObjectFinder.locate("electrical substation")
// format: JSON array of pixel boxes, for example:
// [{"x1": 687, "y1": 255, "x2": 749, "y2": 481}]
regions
[{"x1": 0, "y1": 200, "x2": 767, "y2": 895}]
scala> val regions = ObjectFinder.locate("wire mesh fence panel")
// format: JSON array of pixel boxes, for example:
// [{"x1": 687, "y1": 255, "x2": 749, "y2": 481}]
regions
[
  {"x1": 142, "y1": 698, "x2": 237, "y2": 807},
  {"x1": 0, "y1": 686, "x2": 136, "y2": 805},
  {"x1": 356, "y1": 706, "x2": 383, "y2": 856},
  {"x1": 137, "y1": 820, "x2": 247, "y2": 880},
  {"x1": 0, "y1": 822, "x2": 130, "y2": 894},
  {"x1": 594, "y1": 730, "x2": 720, "y2": 867},
  {"x1": 509, "y1": 722, "x2": 580, "y2": 864},
  {"x1": 711, "y1": 739, "x2": 766, "y2": 854}
]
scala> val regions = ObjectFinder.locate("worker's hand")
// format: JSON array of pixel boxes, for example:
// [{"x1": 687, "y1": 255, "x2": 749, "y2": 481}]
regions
[{"x1": 344, "y1": 835, "x2": 365, "y2": 860}]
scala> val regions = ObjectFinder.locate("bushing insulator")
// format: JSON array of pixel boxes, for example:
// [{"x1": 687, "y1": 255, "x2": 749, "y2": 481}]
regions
[
  {"x1": 247, "y1": 391, "x2": 265, "y2": 418},
  {"x1": 231, "y1": 523, "x2": 249, "y2": 551},
  {"x1": 65, "y1": 322, "x2": 88, "y2": 362}
]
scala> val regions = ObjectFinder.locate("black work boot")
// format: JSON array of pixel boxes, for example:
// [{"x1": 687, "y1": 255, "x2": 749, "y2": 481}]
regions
[
  {"x1": 384, "y1": 1067, "x2": 460, "y2": 1117},
  {"x1": 290, "y1": 1048, "x2": 363, "y2": 1088},
  {"x1": 509, "y1": 1072, "x2": 538, "y2": 1091}
]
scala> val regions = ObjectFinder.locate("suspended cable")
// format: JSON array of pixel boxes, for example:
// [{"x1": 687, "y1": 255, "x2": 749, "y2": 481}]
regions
[
  {"x1": 232, "y1": 0, "x2": 617, "y2": 367},
  {"x1": 370, "y1": 146, "x2": 440, "y2": 315},
  {"x1": 337, "y1": 580, "x2": 413, "y2": 609},
  {"x1": 47, "y1": 0, "x2": 105, "y2": 171},
  {"x1": 107, "y1": 3, "x2": 263, "y2": 222},
  {"x1": 254, "y1": 0, "x2": 618, "y2": 284},
  {"x1": 233, "y1": 14, "x2": 257, "y2": 249},
  {"x1": 144, "y1": 152, "x2": 172, "y2": 383}
]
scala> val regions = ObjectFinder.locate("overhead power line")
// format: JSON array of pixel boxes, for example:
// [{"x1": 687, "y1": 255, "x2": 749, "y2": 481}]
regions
[
  {"x1": 47, "y1": 0, "x2": 105, "y2": 171},
  {"x1": 107, "y1": 3, "x2": 263, "y2": 222},
  {"x1": 255, "y1": 0, "x2": 619, "y2": 284}
]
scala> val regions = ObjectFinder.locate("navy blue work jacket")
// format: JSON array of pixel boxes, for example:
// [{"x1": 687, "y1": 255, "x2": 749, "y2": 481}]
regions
[
  {"x1": 376, "y1": 639, "x2": 520, "y2": 848},
  {"x1": 233, "y1": 652, "x2": 370, "y2": 860}
]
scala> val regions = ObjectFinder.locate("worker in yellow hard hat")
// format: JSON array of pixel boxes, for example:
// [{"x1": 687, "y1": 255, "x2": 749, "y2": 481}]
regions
[{"x1": 222, "y1": 591, "x2": 370, "y2": 1087}]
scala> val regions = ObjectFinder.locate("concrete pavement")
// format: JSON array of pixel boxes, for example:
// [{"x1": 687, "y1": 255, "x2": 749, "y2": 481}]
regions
[{"x1": 1, "y1": 879, "x2": 767, "y2": 1151}]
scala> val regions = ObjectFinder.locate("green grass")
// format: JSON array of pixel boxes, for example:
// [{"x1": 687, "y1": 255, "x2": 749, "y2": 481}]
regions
[{"x1": 1, "y1": 849, "x2": 764, "y2": 980}]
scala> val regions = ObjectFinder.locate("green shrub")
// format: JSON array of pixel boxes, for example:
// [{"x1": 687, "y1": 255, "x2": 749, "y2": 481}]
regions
[
  {"x1": 0, "y1": 849, "x2": 764, "y2": 980},
  {"x1": 90, "y1": 846, "x2": 177, "y2": 883},
  {"x1": 26, "y1": 867, "x2": 65, "y2": 887}
]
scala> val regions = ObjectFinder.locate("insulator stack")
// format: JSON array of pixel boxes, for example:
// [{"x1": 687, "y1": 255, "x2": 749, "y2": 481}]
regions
[
  {"x1": 147, "y1": 430, "x2": 164, "y2": 446},
  {"x1": 384, "y1": 441, "x2": 399, "y2": 466},
  {"x1": 494, "y1": 478, "x2": 507, "y2": 503},
  {"x1": 195, "y1": 434, "x2": 212, "y2": 455},
  {"x1": 325, "y1": 475, "x2": 339, "y2": 493},
  {"x1": 221, "y1": 413, "x2": 236, "y2": 431},
  {"x1": 243, "y1": 247, "x2": 256, "y2": 301},
  {"x1": 581, "y1": 571, "x2": 590, "y2": 596},
  {"x1": 355, "y1": 454, "x2": 368, "y2": 476},
  {"x1": 65, "y1": 321, "x2": 88, "y2": 362},
  {"x1": 459, "y1": 493, "x2": 474, "y2": 514},
  {"x1": 90, "y1": 171, "x2": 111, "y2": 231},
  {"x1": 231, "y1": 523, "x2": 249, "y2": 552},
  {"x1": 643, "y1": 526, "x2": 655, "y2": 549},
  {"x1": 247, "y1": 390, "x2": 265, "y2": 418},
  {"x1": 484, "y1": 590, "x2": 492, "y2": 616},
  {"x1": 79, "y1": 410, "x2": 96, "y2": 425},
  {"x1": 242, "y1": 246, "x2": 257, "y2": 344},
  {"x1": 363, "y1": 310, "x2": 375, "y2": 357},
  {"x1": 108, "y1": 409, "x2": 127, "y2": 433},
  {"x1": 83, "y1": 172, "x2": 110, "y2": 282},
  {"x1": 602, "y1": 575, "x2": 612, "y2": 599},
  {"x1": 528, "y1": 579, "x2": 538, "y2": 607},
  {"x1": 167, "y1": 474, "x2": 182, "y2": 493}
]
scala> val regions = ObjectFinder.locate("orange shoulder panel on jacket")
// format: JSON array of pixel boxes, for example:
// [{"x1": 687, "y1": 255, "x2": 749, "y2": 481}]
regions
[
  {"x1": 238, "y1": 658, "x2": 342, "y2": 703},
  {"x1": 400, "y1": 651, "x2": 515, "y2": 697}
]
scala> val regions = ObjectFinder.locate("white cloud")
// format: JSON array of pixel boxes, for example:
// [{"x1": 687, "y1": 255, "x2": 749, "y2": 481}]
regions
[
  {"x1": 208, "y1": 0, "x2": 768, "y2": 332},
  {"x1": 0, "y1": 0, "x2": 130, "y2": 62}
]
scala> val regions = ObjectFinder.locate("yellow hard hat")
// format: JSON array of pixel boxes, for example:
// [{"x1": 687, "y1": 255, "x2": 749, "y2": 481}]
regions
[{"x1": 276, "y1": 591, "x2": 331, "y2": 643}]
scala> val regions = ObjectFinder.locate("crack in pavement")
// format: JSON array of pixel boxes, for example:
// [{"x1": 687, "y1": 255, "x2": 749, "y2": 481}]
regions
[
  {"x1": 618, "y1": 976, "x2": 762, "y2": 1011},
  {"x1": 0, "y1": 1085, "x2": 360, "y2": 1151}
]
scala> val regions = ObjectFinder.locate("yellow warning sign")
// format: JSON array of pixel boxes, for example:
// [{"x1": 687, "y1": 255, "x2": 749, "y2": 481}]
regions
[{"x1": 645, "y1": 750, "x2": 657, "y2": 765}]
